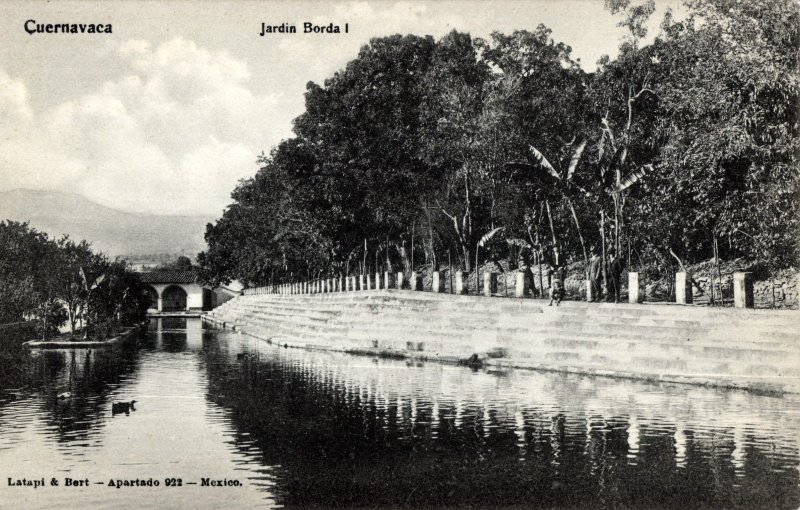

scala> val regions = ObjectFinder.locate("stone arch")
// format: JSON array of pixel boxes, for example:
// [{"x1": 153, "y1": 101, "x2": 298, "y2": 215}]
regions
[
  {"x1": 144, "y1": 286, "x2": 159, "y2": 310},
  {"x1": 161, "y1": 285, "x2": 188, "y2": 312}
]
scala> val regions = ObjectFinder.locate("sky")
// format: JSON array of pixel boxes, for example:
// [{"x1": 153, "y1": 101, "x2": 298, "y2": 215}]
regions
[{"x1": 0, "y1": 0, "x2": 683, "y2": 217}]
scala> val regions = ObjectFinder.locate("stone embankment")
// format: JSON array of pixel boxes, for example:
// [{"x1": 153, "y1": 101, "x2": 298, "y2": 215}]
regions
[{"x1": 203, "y1": 290, "x2": 800, "y2": 394}]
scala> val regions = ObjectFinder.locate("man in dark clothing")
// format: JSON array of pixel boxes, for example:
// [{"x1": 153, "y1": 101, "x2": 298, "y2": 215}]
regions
[
  {"x1": 588, "y1": 248, "x2": 603, "y2": 302},
  {"x1": 607, "y1": 249, "x2": 625, "y2": 303}
]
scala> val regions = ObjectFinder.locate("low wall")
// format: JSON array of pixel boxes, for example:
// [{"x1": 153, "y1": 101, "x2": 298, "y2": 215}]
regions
[
  {"x1": 204, "y1": 290, "x2": 800, "y2": 394},
  {"x1": 395, "y1": 260, "x2": 799, "y2": 309}
]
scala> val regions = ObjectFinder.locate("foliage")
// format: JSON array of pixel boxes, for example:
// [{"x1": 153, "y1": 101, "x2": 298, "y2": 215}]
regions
[
  {"x1": 0, "y1": 221, "x2": 149, "y2": 339},
  {"x1": 198, "y1": 1, "x2": 799, "y2": 288},
  {"x1": 155, "y1": 255, "x2": 195, "y2": 272}
]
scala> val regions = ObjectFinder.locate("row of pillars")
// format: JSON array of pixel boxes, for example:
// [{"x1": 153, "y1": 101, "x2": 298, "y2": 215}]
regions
[{"x1": 247, "y1": 270, "x2": 758, "y2": 309}]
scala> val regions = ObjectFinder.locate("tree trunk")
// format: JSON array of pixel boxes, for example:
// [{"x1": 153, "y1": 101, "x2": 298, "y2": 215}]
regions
[
  {"x1": 545, "y1": 199, "x2": 557, "y2": 250},
  {"x1": 424, "y1": 206, "x2": 438, "y2": 271},
  {"x1": 566, "y1": 197, "x2": 589, "y2": 279},
  {"x1": 600, "y1": 211, "x2": 608, "y2": 294},
  {"x1": 463, "y1": 165, "x2": 473, "y2": 272},
  {"x1": 68, "y1": 301, "x2": 76, "y2": 335},
  {"x1": 396, "y1": 240, "x2": 411, "y2": 275}
]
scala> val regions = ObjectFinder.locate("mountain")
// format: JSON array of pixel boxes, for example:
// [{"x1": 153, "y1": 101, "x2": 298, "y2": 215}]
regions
[{"x1": 0, "y1": 189, "x2": 215, "y2": 259}]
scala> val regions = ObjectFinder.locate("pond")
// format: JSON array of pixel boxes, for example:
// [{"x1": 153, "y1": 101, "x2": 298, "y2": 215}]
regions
[{"x1": 0, "y1": 318, "x2": 798, "y2": 509}]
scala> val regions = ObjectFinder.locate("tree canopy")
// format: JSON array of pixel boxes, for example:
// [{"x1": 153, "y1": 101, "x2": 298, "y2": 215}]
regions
[
  {"x1": 0, "y1": 220, "x2": 150, "y2": 338},
  {"x1": 199, "y1": 0, "x2": 799, "y2": 288}
]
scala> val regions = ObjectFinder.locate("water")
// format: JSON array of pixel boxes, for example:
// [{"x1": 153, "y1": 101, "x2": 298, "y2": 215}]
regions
[{"x1": 0, "y1": 318, "x2": 798, "y2": 509}]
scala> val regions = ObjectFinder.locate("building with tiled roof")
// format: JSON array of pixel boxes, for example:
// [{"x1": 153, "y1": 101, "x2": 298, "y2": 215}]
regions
[
  {"x1": 139, "y1": 270, "x2": 198, "y2": 285},
  {"x1": 138, "y1": 270, "x2": 210, "y2": 312}
]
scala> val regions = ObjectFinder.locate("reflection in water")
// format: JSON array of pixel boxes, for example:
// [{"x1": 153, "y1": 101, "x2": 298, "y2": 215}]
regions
[{"x1": 0, "y1": 318, "x2": 797, "y2": 509}]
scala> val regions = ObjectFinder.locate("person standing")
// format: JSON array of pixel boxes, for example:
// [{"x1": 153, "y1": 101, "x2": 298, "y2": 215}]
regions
[
  {"x1": 588, "y1": 248, "x2": 603, "y2": 302},
  {"x1": 607, "y1": 249, "x2": 625, "y2": 303},
  {"x1": 548, "y1": 262, "x2": 565, "y2": 306}
]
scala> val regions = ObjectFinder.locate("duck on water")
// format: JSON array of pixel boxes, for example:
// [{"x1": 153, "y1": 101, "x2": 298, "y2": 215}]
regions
[{"x1": 112, "y1": 400, "x2": 137, "y2": 416}]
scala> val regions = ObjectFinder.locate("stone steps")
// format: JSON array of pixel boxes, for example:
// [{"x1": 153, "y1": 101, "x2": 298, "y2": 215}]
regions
[
  {"x1": 205, "y1": 291, "x2": 800, "y2": 393},
  {"x1": 213, "y1": 297, "x2": 797, "y2": 347}
]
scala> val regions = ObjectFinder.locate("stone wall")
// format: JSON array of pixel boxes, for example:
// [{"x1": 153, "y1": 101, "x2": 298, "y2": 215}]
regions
[
  {"x1": 326, "y1": 258, "x2": 797, "y2": 308},
  {"x1": 206, "y1": 290, "x2": 800, "y2": 394}
]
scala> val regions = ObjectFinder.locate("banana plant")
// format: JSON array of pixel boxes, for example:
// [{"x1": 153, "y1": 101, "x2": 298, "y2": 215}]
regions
[
  {"x1": 79, "y1": 266, "x2": 105, "y2": 339},
  {"x1": 596, "y1": 115, "x2": 652, "y2": 255},
  {"x1": 475, "y1": 226, "x2": 505, "y2": 291},
  {"x1": 505, "y1": 141, "x2": 590, "y2": 277}
]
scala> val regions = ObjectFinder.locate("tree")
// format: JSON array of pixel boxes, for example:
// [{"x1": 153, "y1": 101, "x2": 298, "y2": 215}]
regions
[
  {"x1": 651, "y1": 0, "x2": 799, "y2": 267},
  {"x1": 506, "y1": 141, "x2": 592, "y2": 275}
]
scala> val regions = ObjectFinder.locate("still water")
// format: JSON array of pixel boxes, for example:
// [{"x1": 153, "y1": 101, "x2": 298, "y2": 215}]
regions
[{"x1": 0, "y1": 318, "x2": 798, "y2": 509}]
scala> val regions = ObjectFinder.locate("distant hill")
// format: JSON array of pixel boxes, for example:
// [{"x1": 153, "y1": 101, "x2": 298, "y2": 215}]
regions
[{"x1": 0, "y1": 189, "x2": 215, "y2": 258}]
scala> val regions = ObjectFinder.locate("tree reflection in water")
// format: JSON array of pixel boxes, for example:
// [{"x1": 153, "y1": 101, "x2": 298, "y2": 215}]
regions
[{"x1": 201, "y1": 338, "x2": 800, "y2": 509}]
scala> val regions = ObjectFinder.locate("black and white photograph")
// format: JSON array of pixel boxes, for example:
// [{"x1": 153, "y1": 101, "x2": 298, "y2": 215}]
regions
[{"x1": 0, "y1": 0, "x2": 798, "y2": 508}]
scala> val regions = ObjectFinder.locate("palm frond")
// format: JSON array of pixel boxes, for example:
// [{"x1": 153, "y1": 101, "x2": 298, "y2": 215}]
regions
[
  {"x1": 92, "y1": 274, "x2": 105, "y2": 290},
  {"x1": 529, "y1": 146, "x2": 561, "y2": 181},
  {"x1": 606, "y1": 164, "x2": 650, "y2": 194},
  {"x1": 596, "y1": 130, "x2": 607, "y2": 163},
  {"x1": 601, "y1": 117, "x2": 616, "y2": 150},
  {"x1": 566, "y1": 140, "x2": 586, "y2": 181},
  {"x1": 616, "y1": 146, "x2": 628, "y2": 167},
  {"x1": 479, "y1": 227, "x2": 505, "y2": 247}
]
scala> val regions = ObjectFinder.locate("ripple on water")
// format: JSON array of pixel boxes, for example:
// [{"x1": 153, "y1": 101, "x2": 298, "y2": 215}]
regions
[{"x1": 0, "y1": 320, "x2": 797, "y2": 509}]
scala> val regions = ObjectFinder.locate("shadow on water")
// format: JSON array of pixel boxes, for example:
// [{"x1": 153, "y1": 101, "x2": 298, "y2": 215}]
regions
[
  {"x1": 1, "y1": 319, "x2": 798, "y2": 509},
  {"x1": 199, "y1": 335, "x2": 800, "y2": 510},
  {"x1": 31, "y1": 342, "x2": 144, "y2": 442},
  {"x1": 0, "y1": 323, "x2": 154, "y2": 448}
]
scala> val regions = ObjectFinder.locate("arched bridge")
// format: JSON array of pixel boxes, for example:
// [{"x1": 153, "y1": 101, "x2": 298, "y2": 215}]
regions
[{"x1": 139, "y1": 270, "x2": 213, "y2": 312}]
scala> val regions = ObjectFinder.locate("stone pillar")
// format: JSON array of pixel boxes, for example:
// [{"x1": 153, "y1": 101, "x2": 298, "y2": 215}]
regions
[
  {"x1": 328, "y1": 278, "x2": 335, "y2": 293},
  {"x1": 432, "y1": 271, "x2": 445, "y2": 293},
  {"x1": 628, "y1": 272, "x2": 641, "y2": 304},
  {"x1": 396, "y1": 272, "x2": 405, "y2": 290},
  {"x1": 515, "y1": 271, "x2": 529, "y2": 298},
  {"x1": 384, "y1": 272, "x2": 392, "y2": 290},
  {"x1": 359, "y1": 275, "x2": 366, "y2": 291},
  {"x1": 157, "y1": 293, "x2": 163, "y2": 312},
  {"x1": 484, "y1": 272, "x2": 497, "y2": 296},
  {"x1": 455, "y1": 271, "x2": 469, "y2": 295},
  {"x1": 366, "y1": 274, "x2": 373, "y2": 290},
  {"x1": 676, "y1": 272, "x2": 693, "y2": 304},
  {"x1": 375, "y1": 272, "x2": 381, "y2": 290},
  {"x1": 733, "y1": 272, "x2": 754, "y2": 309},
  {"x1": 586, "y1": 280, "x2": 594, "y2": 302},
  {"x1": 410, "y1": 272, "x2": 423, "y2": 291},
  {"x1": 339, "y1": 276, "x2": 345, "y2": 292}
]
